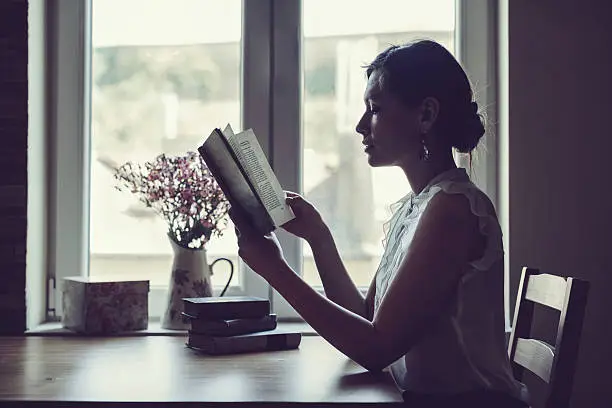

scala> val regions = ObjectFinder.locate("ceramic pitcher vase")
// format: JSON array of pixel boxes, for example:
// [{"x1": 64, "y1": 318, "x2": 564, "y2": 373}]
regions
[{"x1": 161, "y1": 236, "x2": 234, "y2": 330}]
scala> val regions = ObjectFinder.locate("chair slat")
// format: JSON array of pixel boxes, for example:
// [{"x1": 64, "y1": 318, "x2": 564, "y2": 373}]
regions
[
  {"x1": 509, "y1": 267, "x2": 589, "y2": 407},
  {"x1": 525, "y1": 273, "x2": 567, "y2": 311},
  {"x1": 513, "y1": 338, "x2": 555, "y2": 383}
]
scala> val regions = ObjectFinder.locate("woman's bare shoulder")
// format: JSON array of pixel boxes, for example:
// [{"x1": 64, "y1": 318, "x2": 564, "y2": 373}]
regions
[{"x1": 420, "y1": 190, "x2": 486, "y2": 263}]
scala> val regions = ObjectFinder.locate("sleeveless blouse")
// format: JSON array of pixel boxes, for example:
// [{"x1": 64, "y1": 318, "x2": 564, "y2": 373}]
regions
[{"x1": 373, "y1": 167, "x2": 529, "y2": 403}]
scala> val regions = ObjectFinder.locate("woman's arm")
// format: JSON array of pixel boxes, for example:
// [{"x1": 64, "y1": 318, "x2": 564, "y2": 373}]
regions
[
  {"x1": 281, "y1": 193, "x2": 371, "y2": 319},
  {"x1": 264, "y1": 192, "x2": 484, "y2": 372},
  {"x1": 307, "y1": 226, "x2": 369, "y2": 319}
]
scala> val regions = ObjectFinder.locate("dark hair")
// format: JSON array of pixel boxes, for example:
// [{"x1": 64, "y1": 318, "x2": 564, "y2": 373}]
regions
[{"x1": 365, "y1": 40, "x2": 485, "y2": 153}]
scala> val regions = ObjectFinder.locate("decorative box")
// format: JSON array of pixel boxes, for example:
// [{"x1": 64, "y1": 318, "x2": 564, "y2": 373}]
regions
[{"x1": 62, "y1": 277, "x2": 150, "y2": 334}]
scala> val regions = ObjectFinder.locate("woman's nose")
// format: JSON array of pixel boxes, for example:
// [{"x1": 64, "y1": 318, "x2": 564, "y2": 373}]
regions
[{"x1": 356, "y1": 114, "x2": 369, "y2": 136}]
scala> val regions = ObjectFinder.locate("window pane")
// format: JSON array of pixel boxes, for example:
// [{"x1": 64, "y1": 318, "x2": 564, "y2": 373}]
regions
[
  {"x1": 302, "y1": 0, "x2": 456, "y2": 287},
  {"x1": 89, "y1": 0, "x2": 242, "y2": 289}
]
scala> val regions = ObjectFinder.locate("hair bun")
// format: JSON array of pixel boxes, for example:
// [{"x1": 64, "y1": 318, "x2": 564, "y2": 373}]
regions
[
  {"x1": 451, "y1": 101, "x2": 485, "y2": 153},
  {"x1": 471, "y1": 101, "x2": 479, "y2": 114}
]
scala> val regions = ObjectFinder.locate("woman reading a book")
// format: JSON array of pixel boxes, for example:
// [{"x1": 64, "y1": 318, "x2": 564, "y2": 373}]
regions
[{"x1": 229, "y1": 40, "x2": 528, "y2": 408}]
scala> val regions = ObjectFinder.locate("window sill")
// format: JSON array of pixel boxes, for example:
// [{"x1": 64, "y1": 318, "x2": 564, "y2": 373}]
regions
[{"x1": 26, "y1": 320, "x2": 318, "y2": 337}]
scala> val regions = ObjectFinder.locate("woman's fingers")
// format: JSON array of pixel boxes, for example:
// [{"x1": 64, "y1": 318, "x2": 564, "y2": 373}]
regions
[
  {"x1": 285, "y1": 191, "x2": 301, "y2": 198},
  {"x1": 285, "y1": 196, "x2": 296, "y2": 209},
  {"x1": 285, "y1": 192, "x2": 309, "y2": 214},
  {"x1": 286, "y1": 195, "x2": 305, "y2": 209},
  {"x1": 228, "y1": 206, "x2": 255, "y2": 238}
]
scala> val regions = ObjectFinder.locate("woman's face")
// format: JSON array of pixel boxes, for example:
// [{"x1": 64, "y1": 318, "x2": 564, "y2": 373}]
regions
[{"x1": 355, "y1": 70, "x2": 422, "y2": 168}]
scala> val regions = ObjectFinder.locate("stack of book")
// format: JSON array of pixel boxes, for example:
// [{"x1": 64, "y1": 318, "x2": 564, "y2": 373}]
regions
[{"x1": 182, "y1": 296, "x2": 302, "y2": 355}]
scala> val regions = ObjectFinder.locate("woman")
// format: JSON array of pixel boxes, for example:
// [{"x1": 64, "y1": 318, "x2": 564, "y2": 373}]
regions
[{"x1": 229, "y1": 40, "x2": 528, "y2": 407}]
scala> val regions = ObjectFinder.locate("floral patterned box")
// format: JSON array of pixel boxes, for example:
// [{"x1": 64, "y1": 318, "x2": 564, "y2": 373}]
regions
[{"x1": 62, "y1": 277, "x2": 150, "y2": 334}]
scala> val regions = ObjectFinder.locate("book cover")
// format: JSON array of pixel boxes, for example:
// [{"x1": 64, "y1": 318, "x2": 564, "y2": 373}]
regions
[
  {"x1": 183, "y1": 313, "x2": 277, "y2": 337},
  {"x1": 182, "y1": 296, "x2": 271, "y2": 320},
  {"x1": 186, "y1": 328, "x2": 302, "y2": 355},
  {"x1": 198, "y1": 124, "x2": 295, "y2": 236},
  {"x1": 198, "y1": 127, "x2": 275, "y2": 235}
]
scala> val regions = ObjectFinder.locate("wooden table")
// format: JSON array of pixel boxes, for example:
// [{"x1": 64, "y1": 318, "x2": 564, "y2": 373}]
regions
[{"x1": 0, "y1": 335, "x2": 404, "y2": 407}]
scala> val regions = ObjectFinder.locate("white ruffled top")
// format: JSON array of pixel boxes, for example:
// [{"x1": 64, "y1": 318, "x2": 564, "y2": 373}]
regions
[{"x1": 374, "y1": 167, "x2": 528, "y2": 403}]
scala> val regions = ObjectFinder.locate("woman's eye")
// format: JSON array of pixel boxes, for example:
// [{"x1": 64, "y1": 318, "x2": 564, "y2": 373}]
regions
[{"x1": 370, "y1": 105, "x2": 381, "y2": 114}]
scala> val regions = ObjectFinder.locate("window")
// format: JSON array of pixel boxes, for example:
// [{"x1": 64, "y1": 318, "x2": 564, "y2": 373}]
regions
[{"x1": 48, "y1": 0, "x2": 498, "y2": 322}]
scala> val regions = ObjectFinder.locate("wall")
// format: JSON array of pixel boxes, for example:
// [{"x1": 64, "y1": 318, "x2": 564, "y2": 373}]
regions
[
  {"x1": 0, "y1": 0, "x2": 28, "y2": 334},
  {"x1": 506, "y1": 0, "x2": 612, "y2": 406}
]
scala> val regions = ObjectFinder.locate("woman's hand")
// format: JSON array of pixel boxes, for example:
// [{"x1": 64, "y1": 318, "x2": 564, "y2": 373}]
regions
[
  {"x1": 228, "y1": 207, "x2": 288, "y2": 282},
  {"x1": 282, "y1": 191, "x2": 328, "y2": 242}
]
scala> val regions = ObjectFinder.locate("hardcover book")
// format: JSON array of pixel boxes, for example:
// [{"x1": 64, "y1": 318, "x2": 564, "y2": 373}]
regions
[
  {"x1": 186, "y1": 328, "x2": 302, "y2": 355},
  {"x1": 198, "y1": 124, "x2": 295, "y2": 236},
  {"x1": 182, "y1": 313, "x2": 277, "y2": 337},
  {"x1": 182, "y1": 296, "x2": 271, "y2": 320}
]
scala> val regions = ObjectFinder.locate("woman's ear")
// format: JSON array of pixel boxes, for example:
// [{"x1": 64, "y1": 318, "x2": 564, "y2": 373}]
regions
[{"x1": 419, "y1": 97, "x2": 440, "y2": 134}]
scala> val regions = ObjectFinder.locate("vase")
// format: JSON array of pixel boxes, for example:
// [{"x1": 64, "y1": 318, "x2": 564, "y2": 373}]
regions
[{"x1": 160, "y1": 235, "x2": 234, "y2": 330}]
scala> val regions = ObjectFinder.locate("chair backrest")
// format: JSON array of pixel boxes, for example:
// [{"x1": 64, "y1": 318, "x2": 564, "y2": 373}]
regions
[{"x1": 508, "y1": 267, "x2": 589, "y2": 408}]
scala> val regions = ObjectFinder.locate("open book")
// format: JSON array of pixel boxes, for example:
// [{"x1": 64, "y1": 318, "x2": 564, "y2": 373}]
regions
[{"x1": 198, "y1": 124, "x2": 295, "y2": 235}]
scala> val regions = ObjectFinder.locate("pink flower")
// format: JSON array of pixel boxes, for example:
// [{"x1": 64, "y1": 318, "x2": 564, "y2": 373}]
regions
[
  {"x1": 181, "y1": 190, "x2": 192, "y2": 201},
  {"x1": 113, "y1": 151, "x2": 230, "y2": 249}
]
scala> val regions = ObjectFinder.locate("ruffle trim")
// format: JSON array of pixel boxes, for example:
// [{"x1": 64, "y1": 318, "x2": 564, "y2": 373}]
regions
[{"x1": 395, "y1": 180, "x2": 504, "y2": 273}]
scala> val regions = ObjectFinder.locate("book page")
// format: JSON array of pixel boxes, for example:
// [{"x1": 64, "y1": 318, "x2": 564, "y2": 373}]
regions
[
  {"x1": 221, "y1": 124, "x2": 244, "y2": 163},
  {"x1": 233, "y1": 129, "x2": 295, "y2": 227}
]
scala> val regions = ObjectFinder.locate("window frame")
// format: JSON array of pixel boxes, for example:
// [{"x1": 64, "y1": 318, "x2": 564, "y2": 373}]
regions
[
  {"x1": 47, "y1": 0, "x2": 91, "y2": 319},
  {"x1": 44, "y1": 0, "x2": 501, "y2": 323},
  {"x1": 456, "y1": 0, "x2": 505, "y2": 325}
]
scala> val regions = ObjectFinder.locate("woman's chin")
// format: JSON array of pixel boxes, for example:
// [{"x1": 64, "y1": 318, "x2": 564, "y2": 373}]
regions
[
  {"x1": 364, "y1": 148, "x2": 392, "y2": 167},
  {"x1": 366, "y1": 154, "x2": 386, "y2": 167}
]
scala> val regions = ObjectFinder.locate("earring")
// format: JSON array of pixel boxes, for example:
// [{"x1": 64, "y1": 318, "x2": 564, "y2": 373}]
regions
[{"x1": 420, "y1": 137, "x2": 431, "y2": 161}]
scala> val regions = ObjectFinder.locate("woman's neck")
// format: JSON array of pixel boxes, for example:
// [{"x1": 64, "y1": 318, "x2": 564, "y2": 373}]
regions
[{"x1": 401, "y1": 152, "x2": 457, "y2": 195}]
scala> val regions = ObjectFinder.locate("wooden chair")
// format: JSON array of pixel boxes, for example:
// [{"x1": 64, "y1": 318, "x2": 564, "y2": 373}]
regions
[{"x1": 508, "y1": 267, "x2": 589, "y2": 408}]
